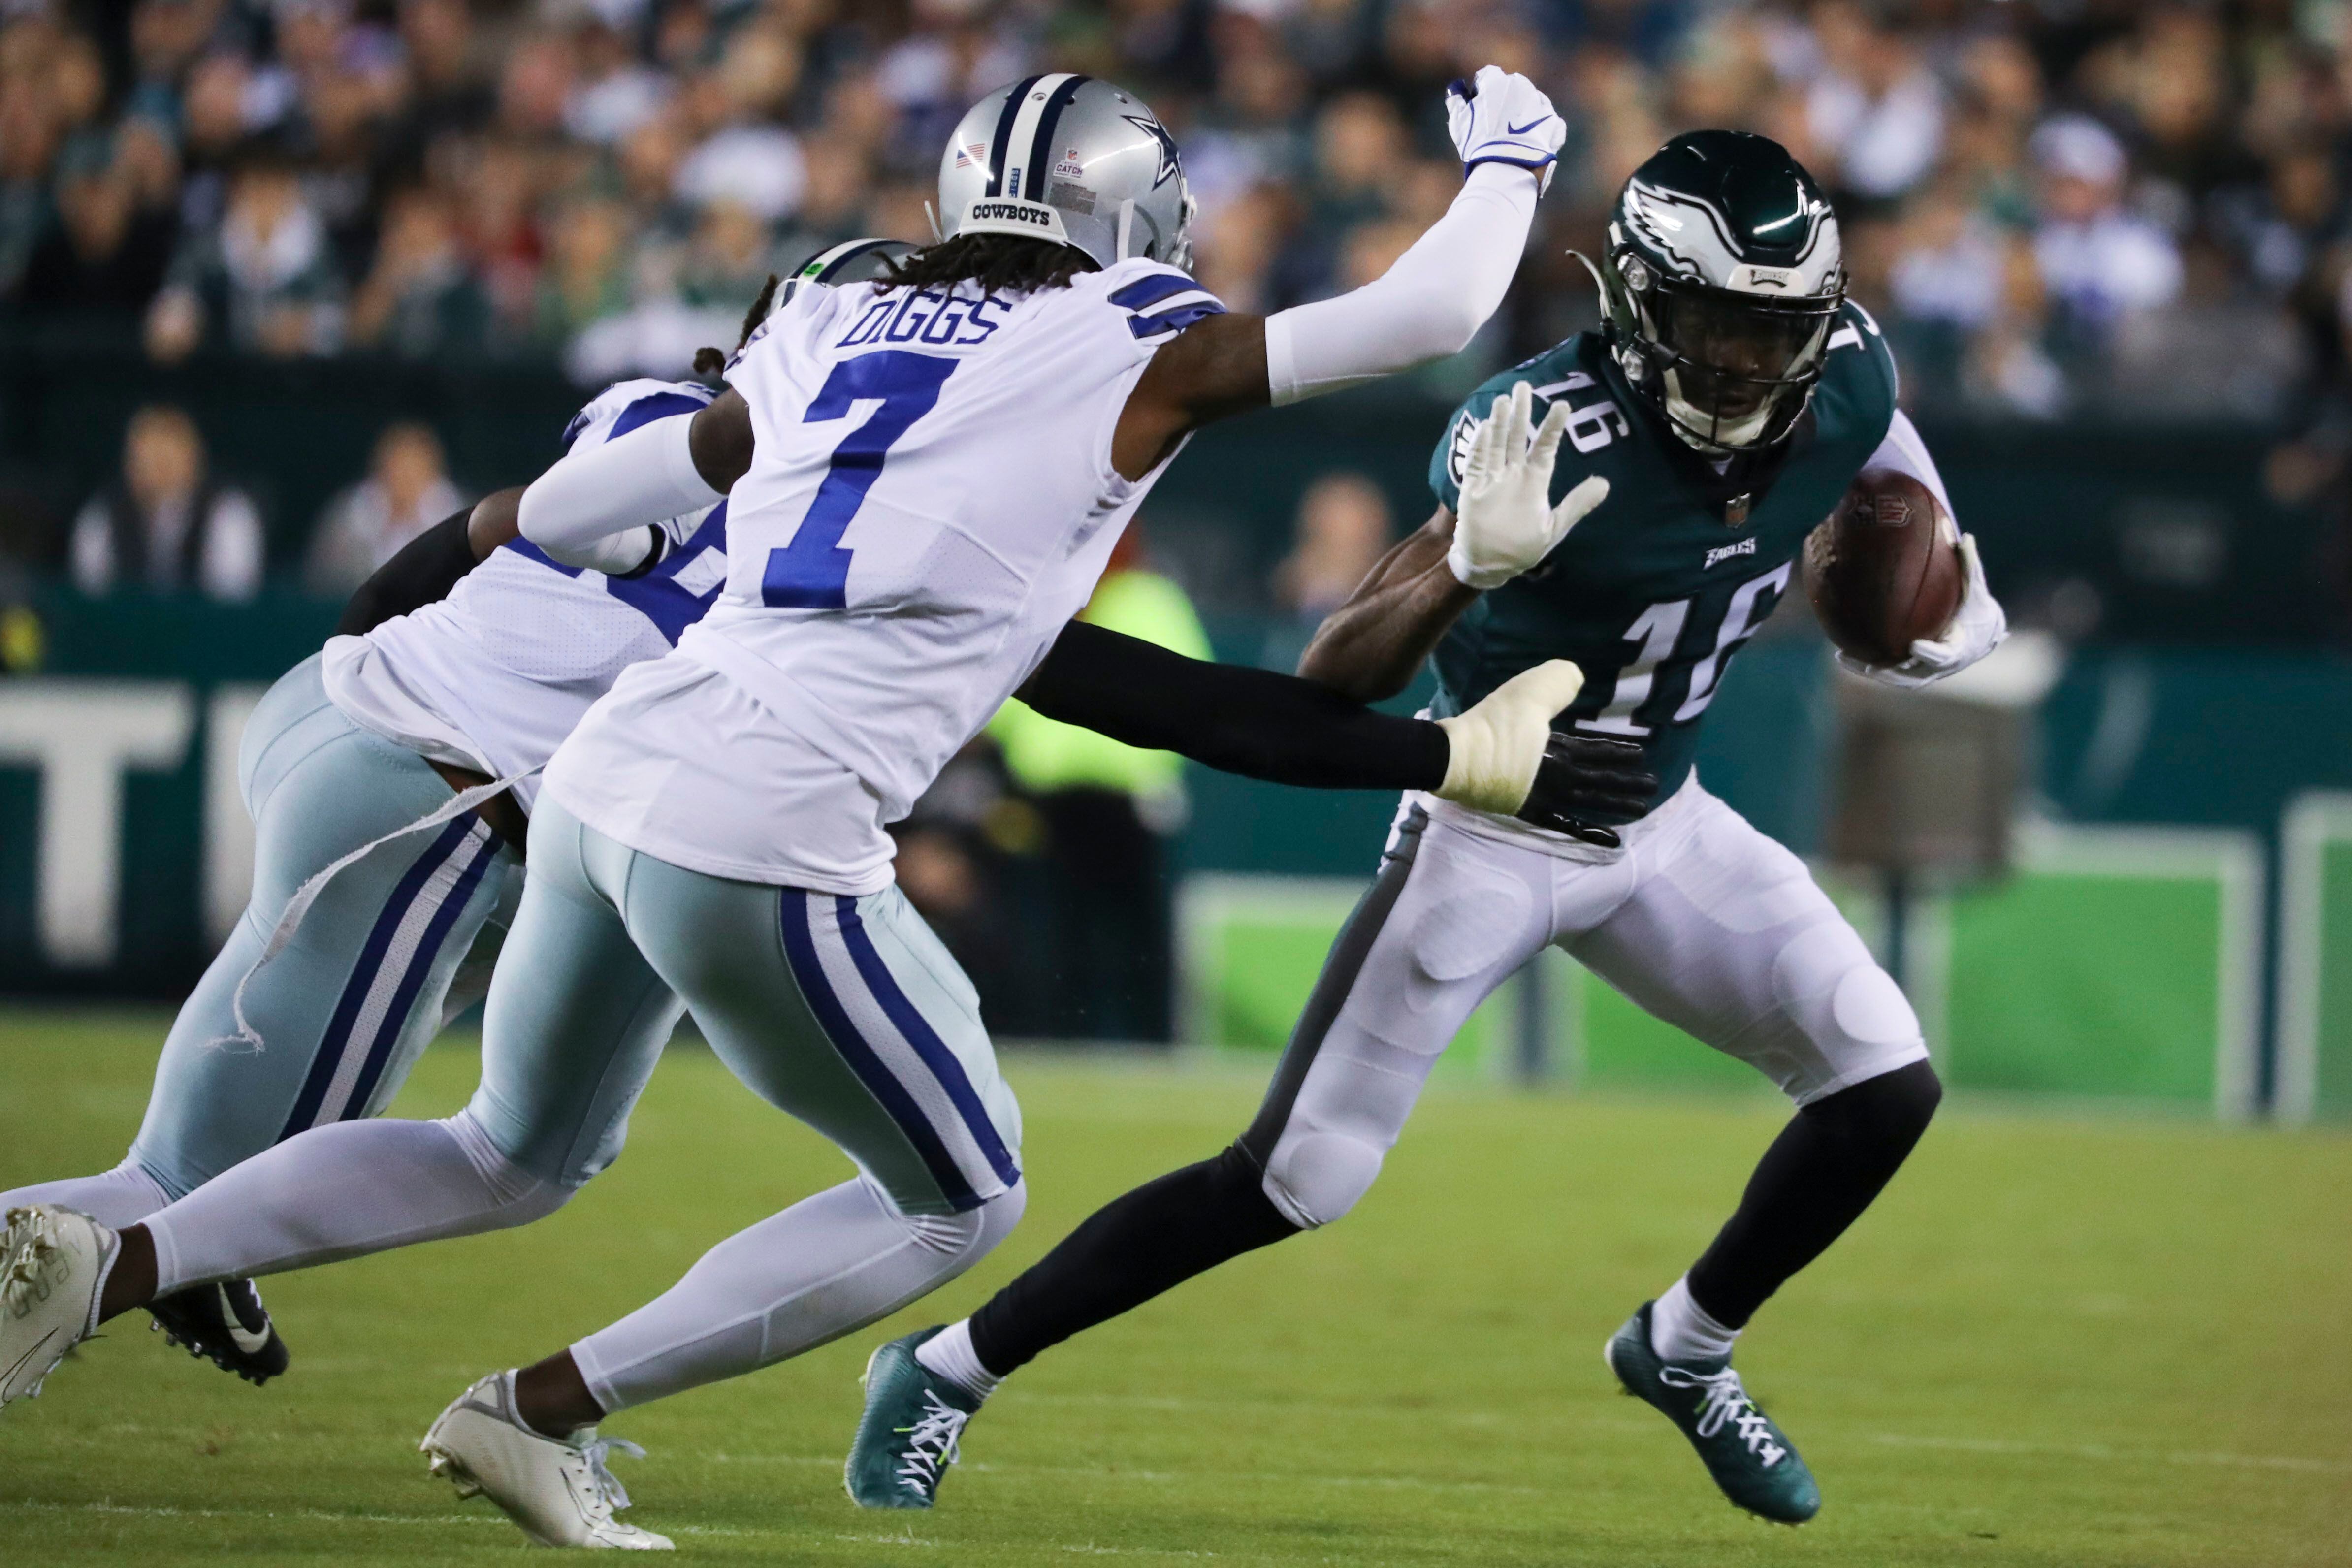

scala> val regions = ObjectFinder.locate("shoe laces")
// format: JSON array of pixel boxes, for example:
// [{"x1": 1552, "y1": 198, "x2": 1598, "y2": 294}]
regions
[
  {"x1": 567, "y1": 1433, "x2": 647, "y2": 1515},
  {"x1": 894, "y1": 1391, "x2": 970, "y2": 1497},
  {"x1": 1657, "y1": 1365, "x2": 1787, "y2": 1467},
  {"x1": 2, "y1": 1215, "x2": 61, "y2": 1319}
]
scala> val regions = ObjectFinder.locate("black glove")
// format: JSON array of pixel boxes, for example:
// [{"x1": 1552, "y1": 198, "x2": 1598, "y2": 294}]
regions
[{"x1": 1515, "y1": 731, "x2": 1656, "y2": 848}]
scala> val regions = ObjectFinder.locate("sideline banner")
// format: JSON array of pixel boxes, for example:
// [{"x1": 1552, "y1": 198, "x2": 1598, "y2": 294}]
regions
[{"x1": 0, "y1": 592, "x2": 330, "y2": 996}]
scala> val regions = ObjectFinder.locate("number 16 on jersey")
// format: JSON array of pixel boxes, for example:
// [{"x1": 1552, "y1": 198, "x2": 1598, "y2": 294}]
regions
[{"x1": 762, "y1": 350, "x2": 959, "y2": 609}]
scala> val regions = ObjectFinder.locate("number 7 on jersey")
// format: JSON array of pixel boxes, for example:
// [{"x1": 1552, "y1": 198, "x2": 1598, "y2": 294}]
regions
[{"x1": 762, "y1": 350, "x2": 958, "y2": 609}]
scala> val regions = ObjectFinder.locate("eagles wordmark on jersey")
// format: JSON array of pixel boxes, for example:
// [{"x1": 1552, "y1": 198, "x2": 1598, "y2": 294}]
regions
[{"x1": 1428, "y1": 300, "x2": 1899, "y2": 813}]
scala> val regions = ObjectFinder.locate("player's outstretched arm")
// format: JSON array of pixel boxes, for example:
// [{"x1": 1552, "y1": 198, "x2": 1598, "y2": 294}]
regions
[
  {"x1": 336, "y1": 486, "x2": 523, "y2": 636},
  {"x1": 1017, "y1": 620, "x2": 1652, "y2": 837},
  {"x1": 510, "y1": 388, "x2": 751, "y2": 573},
  {"x1": 1111, "y1": 66, "x2": 1563, "y2": 479}
]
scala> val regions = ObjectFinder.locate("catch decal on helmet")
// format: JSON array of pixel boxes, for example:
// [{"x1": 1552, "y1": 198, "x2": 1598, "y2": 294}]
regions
[
  {"x1": 938, "y1": 74, "x2": 1197, "y2": 271},
  {"x1": 1585, "y1": 130, "x2": 1846, "y2": 455}
]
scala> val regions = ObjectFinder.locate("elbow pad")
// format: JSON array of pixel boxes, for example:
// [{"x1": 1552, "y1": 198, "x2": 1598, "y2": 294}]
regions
[{"x1": 519, "y1": 414, "x2": 721, "y2": 569}]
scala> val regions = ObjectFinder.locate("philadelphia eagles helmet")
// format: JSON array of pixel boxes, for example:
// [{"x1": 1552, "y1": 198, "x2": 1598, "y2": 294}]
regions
[
  {"x1": 1588, "y1": 131, "x2": 1845, "y2": 455},
  {"x1": 775, "y1": 237, "x2": 917, "y2": 312},
  {"x1": 936, "y1": 74, "x2": 1196, "y2": 272}
]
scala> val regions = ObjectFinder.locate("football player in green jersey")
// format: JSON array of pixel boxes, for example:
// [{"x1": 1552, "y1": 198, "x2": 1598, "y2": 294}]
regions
[{"x1": 848, "y1": 131, "x2": 2008, "y2": 1524}]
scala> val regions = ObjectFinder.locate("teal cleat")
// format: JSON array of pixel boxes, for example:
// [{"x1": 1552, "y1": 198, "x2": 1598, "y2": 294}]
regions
[
  {"x1": 844, "y1": 1328, "x2": 982, "y2": 1510},
  {"x1": 1605, "y1": 1302, "x2": 1821, "y2": 1524}
]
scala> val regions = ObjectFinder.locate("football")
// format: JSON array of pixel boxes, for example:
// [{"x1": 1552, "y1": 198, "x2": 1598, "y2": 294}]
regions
[{"x1": 1803, "y1": 466, "x2": 1964, "y2": 666}]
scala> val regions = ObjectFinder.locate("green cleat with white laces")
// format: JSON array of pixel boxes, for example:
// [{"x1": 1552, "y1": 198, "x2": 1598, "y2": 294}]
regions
[
  {"x1": 1605, "y1": 1302, "x2": 1821, "y2": 1524},
  {"x1": 844, "y1": 1327, "x2": 981, "y2": 1510}
]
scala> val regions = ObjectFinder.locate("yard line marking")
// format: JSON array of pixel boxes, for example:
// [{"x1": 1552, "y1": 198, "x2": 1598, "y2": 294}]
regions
[
  {"x1": 1005, "y1": 1390, "x2": 1651, "y2": 1435},
  {"x1": 4, "y1": 1498, "x2": 1224, "y2": 1557},
  {"x1": 709, "y1": 1450, "x2": 1547, "y2": 1497},
  {"x1": 2, "y1": 1498, "x2": 503, "y2": 1529},
  {"x1": 1869, "y1": 1434, "x2": 2352, "y2": 1473},
  {"x1": 831, "y1": 1533, "x2": 1226, "y2": 1560}
]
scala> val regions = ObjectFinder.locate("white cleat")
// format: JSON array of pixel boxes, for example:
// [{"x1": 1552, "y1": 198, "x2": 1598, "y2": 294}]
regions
[
  {"x1": 421, "y1": 1371, "x2": 673, "y2": 1550},
  {"x1": 1, "y1": 1205, "x2": 115, "y2": 1410}
]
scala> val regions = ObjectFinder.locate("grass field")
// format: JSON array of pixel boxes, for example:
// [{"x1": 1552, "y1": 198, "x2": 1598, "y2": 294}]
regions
[{"x1": 1, "y1": 1012, "x2": 2346, "y2": 1566}]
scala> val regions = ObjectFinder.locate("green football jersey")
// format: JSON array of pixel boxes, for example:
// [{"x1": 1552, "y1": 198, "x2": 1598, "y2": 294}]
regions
[{"x1": 1425, "y1": 302, "x2": 1899, "y2": 816}]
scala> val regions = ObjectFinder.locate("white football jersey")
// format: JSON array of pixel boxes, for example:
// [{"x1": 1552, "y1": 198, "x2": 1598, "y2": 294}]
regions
[
  {"x1": 322, "y1": 379, "x2": 731, "y2": 810},
  {"x1": 546, "y1": 258, "x2": 1225, "y2": 892}
]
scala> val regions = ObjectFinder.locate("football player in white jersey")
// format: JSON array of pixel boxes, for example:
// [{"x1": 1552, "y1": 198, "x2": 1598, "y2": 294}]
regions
[
  {"x1": 0, "y1": 385, "x2": 718, "y2": 1379},
  {"x1": 0, "y1": 239, "x2": 906, "y2": 1388},
  {"x1": 0, "y1": 68, "x2": 1644, "y2": 1549}
]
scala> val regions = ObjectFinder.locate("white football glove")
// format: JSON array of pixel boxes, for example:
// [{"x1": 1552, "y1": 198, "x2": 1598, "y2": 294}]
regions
[
  {"x1": 1445, "y1": 65, "x2": 1566, "y2": 194},
  {"x1": 1837, "y1": 532, "x2": 2008, "y2": 689},
  {"x1": 1448, "y1": 380, "x2": 1610, "y2": 591},
  {"x1": 1436, "y1": 659, "x2": 1583, "y2": 817}
]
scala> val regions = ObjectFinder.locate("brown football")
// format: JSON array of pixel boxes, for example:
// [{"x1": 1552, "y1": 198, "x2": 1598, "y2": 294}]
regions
[{"x1": 1803, "y1": 467, "x2": 1963, "y2": 666}]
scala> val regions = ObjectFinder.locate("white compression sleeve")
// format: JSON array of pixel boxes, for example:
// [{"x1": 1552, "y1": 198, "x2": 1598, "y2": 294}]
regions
[
  {"x1": 570, "y1": 1178, "x2": 1025, "y2": 1413},
  {"x1": 0, "y1": 1163, "x2": 173, "y2": 1228},
  {"x1": 518, "y1": 413, "x2": 722, "y2": 569},
  {"x1": 1263, "y1": 163, "x2": 1540, "y2": 406},
  {"x1": 1864, "y1": 409, "x2": 1956, "y2": 518},
  {"x1": 143, "y1": 1111, "x2": 566, "y2": 1292}
]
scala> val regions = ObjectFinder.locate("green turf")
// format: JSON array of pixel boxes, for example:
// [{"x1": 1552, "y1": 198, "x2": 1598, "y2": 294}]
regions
[{"x1": 1, "y1": 1012, "x2": 2346, "y2": 1565}]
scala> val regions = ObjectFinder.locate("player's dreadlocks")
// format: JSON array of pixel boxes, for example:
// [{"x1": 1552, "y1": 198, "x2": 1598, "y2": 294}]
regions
[
  {"x1": 880, "y1": 233, "x2": 1096, "y2": 295},
  {"x1": 692, "y1": 272, "x2": 783, "y2": 377},
  {"x1": 688, "y1": 234, "x2": 1092, "y2": 376}
]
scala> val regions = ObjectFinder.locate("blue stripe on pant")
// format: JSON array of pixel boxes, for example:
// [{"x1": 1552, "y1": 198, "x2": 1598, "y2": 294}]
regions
[
  {"x1": 829, "y1": 894, "x2": 1021, "y2": 1189},
  {"x1": 776, "y1": 892, "x2": 1019, "y2": 1210},
  {"x1": 464, "y1": 797, "x2": 1018, "y2": 1217},
  {"x1": 126, "y1": 656, "x2": 522, "y2": 1200},
  {"x1": 280, "y1": 816, "x2": 506, "y2": 1138}
]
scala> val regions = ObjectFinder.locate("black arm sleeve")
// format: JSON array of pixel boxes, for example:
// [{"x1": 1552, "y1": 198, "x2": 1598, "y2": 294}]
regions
[
  {"x1": 1017, "y1": 619, "x2": 1449, "y2": 791},
  {"x1": 334, "y1": 510, "x2": 480, "y2": 636}
]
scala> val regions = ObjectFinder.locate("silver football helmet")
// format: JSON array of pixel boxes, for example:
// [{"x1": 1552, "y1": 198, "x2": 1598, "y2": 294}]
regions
[{"x1": 936, "y1": 74, "x2": 1196, "y2": 271}]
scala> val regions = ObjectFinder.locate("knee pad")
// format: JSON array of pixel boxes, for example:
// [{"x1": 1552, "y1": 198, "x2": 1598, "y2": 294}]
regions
[{"x1": 1260, "y1": 1128, "x2": 1385, "y2": 1230}]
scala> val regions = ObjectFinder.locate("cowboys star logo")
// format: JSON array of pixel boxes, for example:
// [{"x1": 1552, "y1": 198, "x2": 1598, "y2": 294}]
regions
[{"x1": 1122, "y1": 113, "x2": 1183, "y2": 189}]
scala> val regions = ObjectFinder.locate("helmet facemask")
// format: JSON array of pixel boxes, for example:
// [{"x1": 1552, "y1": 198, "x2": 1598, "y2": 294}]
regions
[{"x1": 1601, "y1": 243, "x2": 1844, "y2": 455}]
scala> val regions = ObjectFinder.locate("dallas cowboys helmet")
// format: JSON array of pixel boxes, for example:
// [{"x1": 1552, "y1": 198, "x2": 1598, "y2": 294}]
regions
[
  {"x1": 1588, "y1": 130, "x2": 1846, "y2": 455},
  {"x1": 936, "y1": 74, "x2": 1196, "y2": 272}
]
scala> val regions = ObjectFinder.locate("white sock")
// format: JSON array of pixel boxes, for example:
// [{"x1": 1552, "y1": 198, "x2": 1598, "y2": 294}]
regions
[
  {"x1": 0, "y1": 1163, "x2": 173, "y2": 1228},
  {"x1": 144, "y1": 1111, "x2": 566, "y2": 1294},
  {"x1": 915, "y1": 1317, "x2": 1002, "y2": 1402},
  {"x1": 1648, "y1": 1275, "x2": 1740, "y2": 1364},
  {"x1": 571, "y1": 1179, "x2": 1023, "y2": 1415}
]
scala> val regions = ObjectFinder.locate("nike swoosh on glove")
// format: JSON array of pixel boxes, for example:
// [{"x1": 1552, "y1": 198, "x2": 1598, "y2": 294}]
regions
[
  {"x1": 1448, "y1": 379, "x2": 1610, "y2": 590},
  {"x1": 1446, "y1": 65, "x2": 1566, "y2": 193},
  {"x1": 1837, "y1": 532, "x2": 2008, "y2": 690}
]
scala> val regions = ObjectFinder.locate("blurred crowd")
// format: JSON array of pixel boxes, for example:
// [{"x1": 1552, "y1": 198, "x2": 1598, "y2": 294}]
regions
[
  {"x1": 17, "y1": 0, "x2": 2352, "y2": 1035},
  {"x1": 58, "y1": 401, "x2": 462, "y2": 598},
  {"x1": 0, "y1": 0, "x2": 2339, "y2": 419}
]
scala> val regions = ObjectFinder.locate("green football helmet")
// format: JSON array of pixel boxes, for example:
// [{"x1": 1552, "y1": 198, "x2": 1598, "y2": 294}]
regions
[{"x1": 1586, "y1": 130, "x2": 1846, "y2": 455}]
